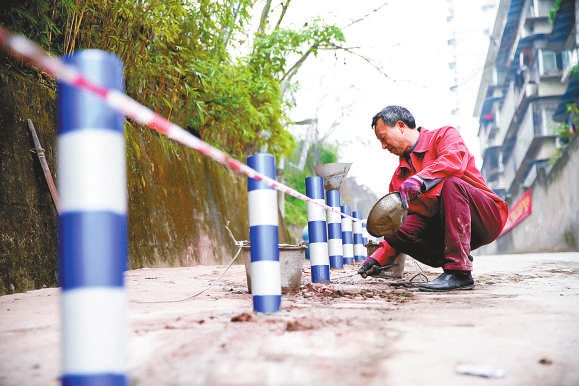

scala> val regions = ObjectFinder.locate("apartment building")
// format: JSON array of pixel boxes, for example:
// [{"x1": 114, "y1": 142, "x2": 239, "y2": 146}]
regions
[{"x1": 474, "y1": 0, "x2": 578, "y2": 206}]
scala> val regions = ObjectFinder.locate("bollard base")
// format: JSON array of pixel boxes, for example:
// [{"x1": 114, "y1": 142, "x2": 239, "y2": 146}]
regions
[
  {"x1": 61, "y1": 373, "x2": 128, "y2": 386},
  {"x1": 252, "y1": 295, "x2": 282, "y2": 314},
  {"x1": 311, "y1": 265, "x2": 330, "y2": 283},
  {"x1": 329, "y1": 256, "x2": 344, "y2": 269}
]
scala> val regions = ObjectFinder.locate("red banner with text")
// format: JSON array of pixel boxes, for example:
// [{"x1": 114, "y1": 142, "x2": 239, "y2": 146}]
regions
[{"x1": 500, "y1": 189, "x2": 532, "y2": 235}]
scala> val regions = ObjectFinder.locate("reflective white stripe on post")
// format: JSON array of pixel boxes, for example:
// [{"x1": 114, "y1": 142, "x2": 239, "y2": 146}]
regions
[
  {"x1": 58, "y1": 130, "x2": 126, "y2": 213},
  {"x1": 61, "y1": 288, "x2": 126, "y2": 373}
]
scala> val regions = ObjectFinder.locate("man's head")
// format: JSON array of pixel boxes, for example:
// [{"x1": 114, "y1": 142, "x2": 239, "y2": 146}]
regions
[{"x1": 371, "y1": 105, "x2": 419, "y2": 156}]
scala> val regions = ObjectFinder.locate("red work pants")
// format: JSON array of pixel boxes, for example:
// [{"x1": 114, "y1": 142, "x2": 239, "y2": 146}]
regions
[{"x1": 386, "y1": 176, "x2": 504, "y2": 271}]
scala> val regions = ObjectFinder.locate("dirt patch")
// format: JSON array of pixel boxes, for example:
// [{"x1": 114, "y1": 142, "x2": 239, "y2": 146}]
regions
[
  {"x1": 231, "y1": 312, "x2": 253, "y2": 322},
  {"x1": 2, "y1": 254, "x2": 579, "y2": 385}
]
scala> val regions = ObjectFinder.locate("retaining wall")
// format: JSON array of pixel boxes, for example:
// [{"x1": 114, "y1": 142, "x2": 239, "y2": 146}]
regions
[
  {"x1": 0, "y1": 67, "x2": 291, "y2": 295},
  {"x1": 482, "y1": 133, "x2": 579, "y2": 254}
]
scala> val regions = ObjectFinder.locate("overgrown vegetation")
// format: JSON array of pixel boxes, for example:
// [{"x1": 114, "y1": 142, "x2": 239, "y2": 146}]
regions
[
  {"x1": 0, "y1": 0, "x2": 345, "y2": 161},
  {"x1": 548, "y1": 0, "x2": 563, "y2": 22},
  {"x1": 547, "y1": 0, "x2": 578, "y2": 165},
  {"x1": 550, "y1": 102, "x2": 578, "y2": 165}
]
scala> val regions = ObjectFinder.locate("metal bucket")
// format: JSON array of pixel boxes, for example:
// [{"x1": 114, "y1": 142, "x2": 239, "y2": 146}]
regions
[
  {"x1": 366, "y1": 192, "x2": 408, "y2": 237},
  {"x1": 241, "y1": 243, "x2": 306, "y2": 294}
]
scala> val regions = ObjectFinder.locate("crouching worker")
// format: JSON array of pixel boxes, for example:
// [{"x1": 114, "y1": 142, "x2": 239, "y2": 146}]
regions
[{"x1": 358, "y1": 105, "x2": 508, "y2": 292}]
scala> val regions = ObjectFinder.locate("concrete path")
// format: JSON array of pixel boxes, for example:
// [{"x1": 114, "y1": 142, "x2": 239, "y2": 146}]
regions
[{"x1": 1, "y1": 252, "x2": 578, "y2": 385}]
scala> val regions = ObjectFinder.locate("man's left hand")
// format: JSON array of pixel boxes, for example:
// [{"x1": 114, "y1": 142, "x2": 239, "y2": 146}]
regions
[{"x1": 399, "y1": 176, "x2": 423, "y2": 202}]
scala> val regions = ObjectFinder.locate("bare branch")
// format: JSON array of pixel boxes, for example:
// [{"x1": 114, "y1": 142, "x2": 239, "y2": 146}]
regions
[
  {"x1": 281, "y1": 44, "x2": 317, "y2": 93},
  {"x1": 320, "y1": 121, "x2": 341, "y2": 142},
  {"x1": 323, "y1": 44, "x2": 391, "y2": 80},
  {"x1": 219, "y1": 1, "x2": 243, "y2": 51},
  {"x1": 292, "y1": 118, "x2": 318, "y2": 125},
  {"x1": 282, "y1": 46, "x2": 315, "y2": 81},
  {"x1": 274, "y1": 0, "x2": 292, "y2": 30},
  {"x1": 342, "y1": 1, "x2": 389, "y2": 29},
  {"x1": 256, "y1": 0, "x2": 272, "y2": 35}
]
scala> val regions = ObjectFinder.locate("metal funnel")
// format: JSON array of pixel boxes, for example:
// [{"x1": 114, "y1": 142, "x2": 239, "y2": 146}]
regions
[{"x1": 313, "y1": 163, "x2": 352, "y2": 191}]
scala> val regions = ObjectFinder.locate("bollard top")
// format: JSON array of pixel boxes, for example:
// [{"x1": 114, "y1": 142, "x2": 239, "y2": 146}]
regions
[{"x1": 58, "y1": 49, "x2": 124, "y2": 135}]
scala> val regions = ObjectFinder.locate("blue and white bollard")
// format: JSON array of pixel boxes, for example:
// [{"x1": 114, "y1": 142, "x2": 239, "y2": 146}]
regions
[
  {"x1": 306, "y1": 176, "x2": 330, "y2": 282},
  {"x1": 341, "y1": 205, "x2": 354, "y2": 264},
  {"x1": 57, "y1": 50, "x2": 128, "y2": 386},
  {"x1": 247, "y1": 153, "x2": 281, "y2": 313},
  {"x1": 326, "y1": 190, "x2": 343, "y2": 269},
  {"x1": 353, "y1": 210, "x2": 366, "y2": 262}
]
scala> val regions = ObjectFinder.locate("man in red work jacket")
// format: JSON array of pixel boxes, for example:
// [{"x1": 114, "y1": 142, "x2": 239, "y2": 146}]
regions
[{"x1": 358, "y1": 105, "x2": 509, "y2": 291}]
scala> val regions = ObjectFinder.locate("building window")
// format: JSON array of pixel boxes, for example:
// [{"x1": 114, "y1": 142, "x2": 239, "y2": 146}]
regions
[
  {"x1": 534, "y1": 103, "x2": 559, "y2": 136},
  {"x1": 539, "y1": 49, "x2": 563, "y2": 76}
]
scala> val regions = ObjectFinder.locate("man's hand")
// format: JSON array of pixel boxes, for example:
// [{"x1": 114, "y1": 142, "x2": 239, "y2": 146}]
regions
[
  {"x1": 358, "y1": 258, "x2": 381, "y2": 278},
  {"x1": 359, "y1": 240, "x2": 399, "y2": 278},
  {"x1": 399, "y1": 176, "x2": 423, "y2": 203}
]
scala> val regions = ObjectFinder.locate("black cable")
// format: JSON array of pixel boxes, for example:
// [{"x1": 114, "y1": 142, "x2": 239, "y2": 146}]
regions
[{"x1": 130, "y1": 246, "x2": 242, "y2": 304}]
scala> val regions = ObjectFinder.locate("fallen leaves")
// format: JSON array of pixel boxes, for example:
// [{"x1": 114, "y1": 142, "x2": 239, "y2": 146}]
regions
[{"x1": 231, "y1": 312, "x2": 254, "y2": 322}]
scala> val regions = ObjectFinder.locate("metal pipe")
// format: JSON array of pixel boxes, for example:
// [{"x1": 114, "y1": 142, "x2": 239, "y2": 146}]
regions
[{"x1": 27, "y1": 119, "x2": 59, "y2": 213}]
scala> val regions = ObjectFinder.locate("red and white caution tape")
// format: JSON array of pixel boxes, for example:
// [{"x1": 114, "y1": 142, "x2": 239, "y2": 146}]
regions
[{"x1": 0, "y1": 26, "x2": 359, "y2": 221}]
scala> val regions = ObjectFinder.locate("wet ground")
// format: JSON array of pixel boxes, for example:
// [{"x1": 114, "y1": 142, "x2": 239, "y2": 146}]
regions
[{"x1": 1, "y1": 252, "x2": 578, "y2": 385}]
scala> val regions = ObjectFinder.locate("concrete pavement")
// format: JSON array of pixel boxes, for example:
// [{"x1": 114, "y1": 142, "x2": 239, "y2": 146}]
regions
[{"x1": 1, "y1": 252, "x2": 578, "y2": 385}]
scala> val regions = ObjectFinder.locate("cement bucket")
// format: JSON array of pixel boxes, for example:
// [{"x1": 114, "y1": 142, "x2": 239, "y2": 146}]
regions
[
  {"x1": 242, "y1": 243, "x2": 306, "y2": 294},
  {"x1": 313, "y1": 162, "x2": 352, "y2": 191}
]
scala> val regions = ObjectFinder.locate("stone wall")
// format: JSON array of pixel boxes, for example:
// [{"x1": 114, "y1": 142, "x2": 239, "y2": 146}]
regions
[{"x1": 0, "y1": 68, "x2": 59, "y2": 294}]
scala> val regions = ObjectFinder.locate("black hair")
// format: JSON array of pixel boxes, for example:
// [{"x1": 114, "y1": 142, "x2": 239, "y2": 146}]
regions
[{"x1": 371, "y1": 105, "x2": 416, "y2": 130}]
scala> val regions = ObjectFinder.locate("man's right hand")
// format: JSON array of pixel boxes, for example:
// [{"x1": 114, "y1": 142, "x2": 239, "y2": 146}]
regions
[
  {"x1": 399, "y1": 175, "x2": 423, "y2": 203},
  {"x1": 358, "y1": 258, "x2": 382, "y2": 278}
]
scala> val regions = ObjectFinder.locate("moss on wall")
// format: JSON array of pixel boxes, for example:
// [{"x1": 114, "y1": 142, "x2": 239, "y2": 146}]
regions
[
  {"x1": 1, "y1": 67, "x2": 292, "y2": 295},
  {"x1": 125, "y1": 123, "x2": 250, "y2": 268},
  {"x1": 0, "y1": 68, "x2": 59, "y2": 294}
]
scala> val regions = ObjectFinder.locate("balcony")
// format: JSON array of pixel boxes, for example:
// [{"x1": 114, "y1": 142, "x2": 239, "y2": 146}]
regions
[
  {"x1": 522, "y1": 16, "x2": 552, "y2": 39},
  {"x1": 507, "y1": 135, "x2": 558, "y2": 195},
  {"x1": 522, "y1": 159, "x2": 551, "y2": 188},
  {"x1": 481, "y1": 145, "x2": 504, "y2": 185}
]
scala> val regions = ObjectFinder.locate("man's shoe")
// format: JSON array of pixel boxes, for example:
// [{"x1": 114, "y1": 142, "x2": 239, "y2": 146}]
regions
[{"x1": 419, "y1": 271, "x2": 474, "y2": 292}]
